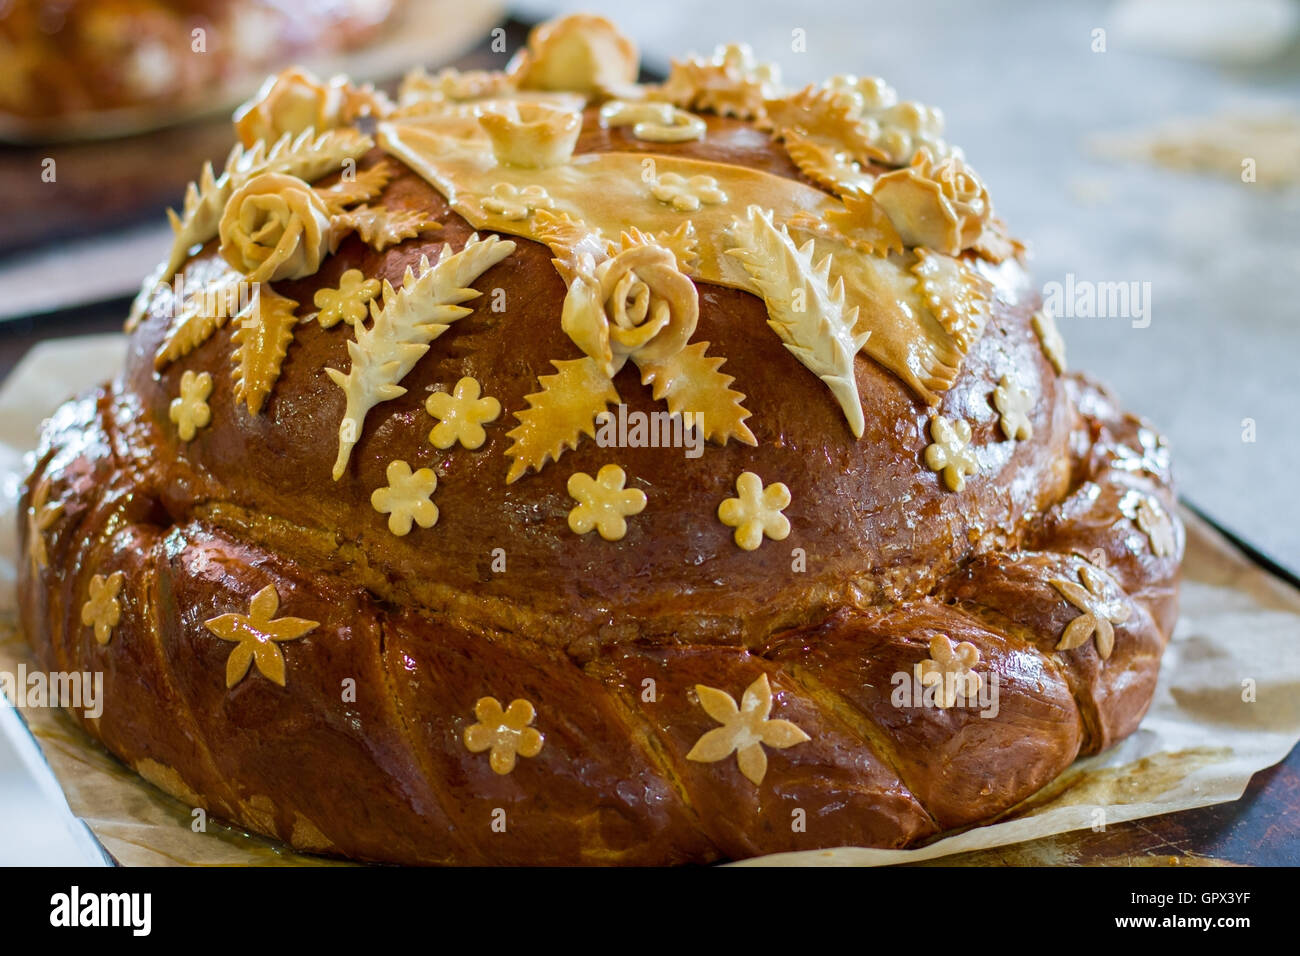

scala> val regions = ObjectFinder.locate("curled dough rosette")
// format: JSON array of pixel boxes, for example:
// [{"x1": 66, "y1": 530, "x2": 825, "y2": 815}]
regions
[
  {"x1": 871, "y1": 148, "x2": 991, "y2": 255},
  {"x1": 233, "y1": 68, "x2": 347, "y2": 147},
  {"x1": 561, "y1": 244, "x2": 699, "y2": 377},
  {"x1": 219, "y1": 173, "x2": 334, "y2": 283}
]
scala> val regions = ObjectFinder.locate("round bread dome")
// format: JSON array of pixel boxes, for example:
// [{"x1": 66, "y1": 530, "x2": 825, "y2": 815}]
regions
[{"x1": 18, "y1": 14, "x2": 1183, "y2": 865}]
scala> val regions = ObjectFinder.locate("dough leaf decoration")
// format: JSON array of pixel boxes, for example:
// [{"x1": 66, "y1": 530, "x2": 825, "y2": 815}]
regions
[
  {"x1": 504, "y1": 357, "x2": 620, "y2": 484},
  {"x1": 230, "y1": 284, "x2": 301, "y2": 415},
  {"x1": 637, "y1": 341, "x2": 757, "y2": 447},
  {"x1": 317, "y1": 160, "x2": 396, "y2": 215},
  {"x1": 126, "y1": 128, "x2": 375, "y2": 331},
  {"x1": 326, "y1": 233, "x2": 516, "y2": 480},
  {"x1": 153, "y1": 264, "x2": 244, "y2": 369},
  {"x1": 727, "y1": 204, "x2": 870, "y2": 438},
  {"x1": 330, "y1": 204, "x2": 441, "y2": 252}
]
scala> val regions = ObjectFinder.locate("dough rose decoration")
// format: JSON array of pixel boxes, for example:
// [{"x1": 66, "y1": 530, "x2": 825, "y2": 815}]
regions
[
  {"x1": 686, "y1": 674, "x2": 810, "y2": 785},
  {"x1": 233, "y1": 67, "x2": 388, "y2": 149},
  {"x1": 464, "y1": 697, "x2": 545, "y2": 775},
  {"x1": 507, "y1": 14, "x2": 639, "y2": 96},
  {"x1": 81, "y1": 571, "x2": 125, "y2": 646},
  {"x1": 718, "y1": 472, "x2": 791, "y2": 551},
  {"x1": 872, "y1": 148, "x2": 992, "y2": 256},
  {"x1": 203, "y1": 585, "x2": 319, "y2": 688},
  {"x1": 506, "y1": 223, "x2": 754, "y2": 483},
  {"x1": 1051, "y1": 564, "x2": 1131, "y2": 660},
  {"x1": 219, "y1": 172, "x2": 334, "y2": 283},
  {"x1": 566, "y1": 464, "x2": 647, "y2": 541},
  {"x1": 914, "y1": 635, "x2": 984, "y2": 708}
]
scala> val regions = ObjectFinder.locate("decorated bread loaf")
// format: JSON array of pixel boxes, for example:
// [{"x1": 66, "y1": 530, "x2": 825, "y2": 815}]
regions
[{"x1": 17, "y1": 13, "x2": 1183, "y2": 865}]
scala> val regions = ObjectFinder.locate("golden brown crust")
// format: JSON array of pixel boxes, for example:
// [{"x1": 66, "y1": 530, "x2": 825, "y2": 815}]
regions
[{"x1": 16, "y1": 20, "x2": 1183, "y2": 863}]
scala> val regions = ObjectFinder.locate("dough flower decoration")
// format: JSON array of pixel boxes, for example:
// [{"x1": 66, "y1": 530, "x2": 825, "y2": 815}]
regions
[
  {"x1": 506, "y1": 223, "x2": 755, "y2": 482},
  {"x1": 204, "y1": 585, "x2": 319, "y2": 688},
  {"x1": 820, "y1": 74, "x2": 951, "y2": 166},
  {"x1": 686, "y1": 674, "x2": 810, "y2": 785},
  {"x1": 478, "y1": 101, "x2": 582, "y2": 168},
  {"x1": 993, "y1": 372, "x2": 1034, "y2": 441},
  {"x1": 313, "y1": 269, "x2": 380, "y2": 329},
  {"x1": 169, "y1": 369, "x2": 213, "y2": 441},
  {"x1": 1031, "y1": 309, "x2": 1068, "y2": 374},
  {"x1": 599, "y1": 100, "x2": 706, "y2": 143},
  {"x1": 507, "y1": 13, "x2": 639, "y2": 96},
  {"x1": 658, "y1": 43, "x2": 783, "y2": 121},
  {"x1": 1135, "y1": 495, "x2": 1177, "y2": 558},
  {"x1": 81, "y1": 571, "x2": 125, "y2": 646},
  {"x1": 426, "y1": 377, "x2": 501, "y2": 450},
  {"x1": 233, "y1": 67, "x2": 388, "y2": 148},
  {"x1": 1051, "y1": 564, "x2": 1131, "y2": 660},
  {"x1": 924, "y1": 414, "x2": 979, "y2": 491},
  {"x1": 650, "y1": 171, "x2": 727, "y2": 212},
  {"x1": 718, "y1": 472, "x2": 791, "y2": 551},
  {"x1": 219, "y1": 172, "x2": 334, "y2": 283},
  {"x1": 371, "y1": 460, "x2": 440, "y2": 536},
  {"x1": 25, "y1": 477, "x2": 62, "y2": 574},
  {"x1": 481, "y1": 182, "x2": 555, "y2": 221},
  {"x1": 566, "y1": 464, "x2": 647, "y2": 541},
  {"x1": 871, "y1": 147, "x2": 991, "y2": 256},
  {"x1": 463, "y1": 697, "x2": 545, "y2": 775},
  {"x1": 914, "y1": 635, "x2": 983, "y2": 708}
]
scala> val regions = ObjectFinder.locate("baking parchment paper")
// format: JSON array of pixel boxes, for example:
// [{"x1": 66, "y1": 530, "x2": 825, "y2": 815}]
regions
[{"x1": 1, "y1": 336, "x2": 1297, "y2": 866}]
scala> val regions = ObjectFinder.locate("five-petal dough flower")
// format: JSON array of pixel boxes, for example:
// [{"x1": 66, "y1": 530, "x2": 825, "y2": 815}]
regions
[
  {"x1": 686, "y1": 674, "x2": 810, "y2": 785},
  {"x1": 426, "y1": 377, "x2": 501, "y2": 450},
  {"x1": 482, "y1": 182, "x2": 555, "y2": 221},
  {"x1": 718, "y1": 471, "x2": 791, "y2": 551},
  {"x1": 169, "y1": 370, "x2": 213, "y2": 441},
  {"x1": 204, "y1": 584, "x2": 319, "y2": 688},
  {"x1": 567, "y1": 464, "x2": 646, "y2": 541},
  {"x1": 1051, "y1": 564, "x2": 1131, "y2": 660},
  {"x1": 313, "y1": 268, "x2": 380, "y2": 329},
  {"x1": 651, "y1": 172, "x2": 727, "y2": 212},
  {"x1": 371, "y1": 460, "x2": 440, "y2": 535},
  {"x1": 993, "y1": 373, "x2": 1033, "y2": 441},
  {"x1": 81, "y1": 571, "x2": 125, "y2": 646},
  {"x1": 915, "y1": 634, "x2": 984, "y2": 708},
  {"x1": 924, "y1": 414, "x2": 978, "y2": 491},
  {"x1": 464, "y1": 697, "x2": 545, "y2": 774}
]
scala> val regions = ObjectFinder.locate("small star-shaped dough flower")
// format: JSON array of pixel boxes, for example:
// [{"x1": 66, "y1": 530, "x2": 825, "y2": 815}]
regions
[
  {"x1": 567, "y1": 464, "x2": 646, "y2": 541},
  {"x1": 204, "y1": 584, "x2": 319, "y2": 688},
  {"x1": 463, "y1": 696, "x2": 545, "y2": 774},
  {"x1": 914, "y1": 634, "x2": 984, "y2": 708},
  {"x1": 1031, "y1": 309, "x2": 1067, "y2": 373},
  {"x1": 718, "y1": 471, "x2": 791, "y2": 550},
  {"x1": 425, "y1": 377, "x2": 501, "y2": 450},
  {"x1": 481, "y1": 182, "x2": 554, "y2": 221},
  {"x1": 993, "y1": 373, "x2": 1033, "y2": 441},
  {"x1": 371, "y1": 460, "x2": 439, "y2": 535},
  {"x1": 1051, "y1": 564, "x2": 1131, "y2": 660},
  {"x1": 924, "y1": 415, "x2": 979, "y2": 491},
  {"x1": 169, "y1": 370, "x2": 213, "y2": 441},
  {"x1": 26, "y1": 477, "x2": 62, "y2": 573},
  {"x1": 686, "y1": 674, "x2": 810, "y2": 785},
  {"x1": 313, "y1": 268, "x2": 380, "y2": 329},
  {"x1": 81, "y1": 571, "x2": 125, "y2": 646},
  {"x1": 651, "y1": 172, "x2": 728, "y2": 212},
  {"x1": 1135, "y1": 496, "x2": 1176, "y2": 557}
]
